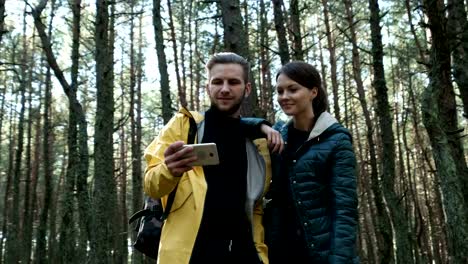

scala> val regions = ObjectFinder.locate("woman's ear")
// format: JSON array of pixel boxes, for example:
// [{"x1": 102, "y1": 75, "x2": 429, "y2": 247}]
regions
[{"x1": 310, "y1": 87, "x2": 318, "y2": 100}]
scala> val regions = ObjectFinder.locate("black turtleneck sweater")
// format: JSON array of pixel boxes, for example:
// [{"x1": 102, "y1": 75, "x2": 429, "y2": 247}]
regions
[{"x1": 197, "y1": 107, "x2": 248, "y2": 239}]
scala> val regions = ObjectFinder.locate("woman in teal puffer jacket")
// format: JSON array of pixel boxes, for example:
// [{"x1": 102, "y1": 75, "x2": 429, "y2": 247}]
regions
[{"x1": 260, "y1": 61, "x2": 359, "y2": 263}]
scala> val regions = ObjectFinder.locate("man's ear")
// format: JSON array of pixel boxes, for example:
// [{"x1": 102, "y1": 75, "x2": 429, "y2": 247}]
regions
[
  {"x1": 244, "y1": 82, "x2": 252, "y2": 97},
  {"x1": 205, "y1": 83, "x2": 210, "y2": 95}
]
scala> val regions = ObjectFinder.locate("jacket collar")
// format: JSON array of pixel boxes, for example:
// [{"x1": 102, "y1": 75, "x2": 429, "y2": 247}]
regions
[
  {"x1": 281, "y1": 111, "x2": 337, "y2": 141},
  {"x1": 307, "y1": 111, "x2": 337, "y2": 140}
]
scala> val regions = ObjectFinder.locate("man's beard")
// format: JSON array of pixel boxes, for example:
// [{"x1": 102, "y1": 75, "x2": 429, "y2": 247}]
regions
[{"x1": 210, "y1": 90, "x2": 246, "y2": 116}]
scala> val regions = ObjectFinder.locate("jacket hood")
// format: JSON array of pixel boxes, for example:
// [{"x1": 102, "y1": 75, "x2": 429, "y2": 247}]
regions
[
  {"x1": 307, "y1": 111, "x2": 338, "y2": 140},
  {"x1": 276, "y1": 111, "x2": 351, "y2": 142}
]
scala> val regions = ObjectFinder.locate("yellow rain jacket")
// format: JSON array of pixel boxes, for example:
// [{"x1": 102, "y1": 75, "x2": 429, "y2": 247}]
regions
[{"x1": 144, "y1": 108, "x2": 271, "y2": 264}]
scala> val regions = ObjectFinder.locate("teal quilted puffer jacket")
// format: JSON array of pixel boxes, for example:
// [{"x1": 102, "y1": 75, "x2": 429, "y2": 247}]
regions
[{"x1": 262, "y1": 112, "x2": 359, "y2": 264}]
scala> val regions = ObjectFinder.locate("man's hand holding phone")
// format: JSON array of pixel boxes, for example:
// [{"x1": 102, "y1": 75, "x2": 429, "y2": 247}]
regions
[
  {"x1": 164, "y1": 141, "x2": 220, "y2": 177},
  {"x1": 164, "y1": 141, "x2": 198, "y2": 177}
]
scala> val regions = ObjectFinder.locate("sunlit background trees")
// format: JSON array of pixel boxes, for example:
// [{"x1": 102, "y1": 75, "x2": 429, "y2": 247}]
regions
[{"x1": 0, "y1": 0, "x2": 467, "y2": 263}]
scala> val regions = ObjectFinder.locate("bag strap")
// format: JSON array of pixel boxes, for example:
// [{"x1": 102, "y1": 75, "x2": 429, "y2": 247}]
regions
[
  {"x1": 129, "y1": 208, "x2": 154, "y2": 224},
  {"x1": 160, "y1": 109, "x2": 197, "y2": 221}
]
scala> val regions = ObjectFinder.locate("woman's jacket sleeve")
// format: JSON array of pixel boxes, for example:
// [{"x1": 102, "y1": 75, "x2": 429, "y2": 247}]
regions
[{"x1": 329, "y1": 134, "x2": 358, "y2": 263}]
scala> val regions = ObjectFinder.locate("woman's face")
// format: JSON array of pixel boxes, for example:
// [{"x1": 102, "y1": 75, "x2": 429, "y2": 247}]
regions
[{"x1": 276, "y1": 73, "x2": 317, "y2": 117}]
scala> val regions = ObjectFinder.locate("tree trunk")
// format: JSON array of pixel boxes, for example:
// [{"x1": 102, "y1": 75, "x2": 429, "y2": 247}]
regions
[
  {"x1": 0, "y1": 0, "x2": 5, "y2": 44},
  {"x1": 153, "y1": 0, "x2": 173, "y2": 123},
  {"x1": 289, "y1": 0, "x2": 303, "y2": 60},
  {"x1": 5, "y1": 8, "x2": 28, "y2": 262},
  {"x1": 28, "y1": 98, "x2": 42, "y2": 264},
  {"x1": 49, "y1": 143, "x2": 64, "y2": 263},
  {"x1": 393, "y1": 49, "x2": 428, "y2": 263},
  {"x1": 33, "y1": 1, "x2": 57, "y2": 262},
  {"x1": 343, "y1": 0, "x2": 393, "y2": 261},
  {"x1": 0, "y1": 85, "x2": 18, "y2": 262},
  {"x1": 93, "y1": 0, "x2": 118, "y2": 262},
  {"x1": 130, "y1": 9, "x2": 145, "y2": 264},
  {"x1": 404, "y1": 0, "x2": 428, "y2": 65},
  {"x1": 58, "y1": 93, "x2": 78, "y2": 263},
  {"x1": 188, "y1": 0, "x2": 194, "y2": 109},
  {"x1": 317, "y1": 29, "x2": 328, "y2": 97},
  {"x1": 271, "y1": 0, "x2": 290, "y2": 65},
  {"x1": 422, "y1": 0, "x2": 468, "y2": 262},
  {"x1": 219, "y1": 0, "x2": 261, "y2": 117},
  {"x1": 109, "y1": 2, "x2": 125, "y2": 262},
  {"x1": 447, "y1": 0, "x2": 468, "y2": 118},
  {"x1": 128, "y1": 6, "x2": 143, "y2": 263},
  {"x1": 1, "y1": 90, "x2": 18, "y2": 264},
  {"x1": 118, "y1": 49, "x2": 129, "y2": 264},
  {"x1": 368, "y1": 0, "x2": 414, "y2": 262},
  {"x1": 219, "y1": 0, "x2": 249, "y2": 57},
  {"x1": 406, "y1": 61, "x2": 445, "y2": 264},
  {"x1": 350, "y1": 103, "x2": 376, "y2": 263},
  {"x1": 179, "y1": 2, "x2": 188, "y2": 107},
  {"x1": 321, "y1": 0, "x2": 341, "y2": 121},
  {"x1": 194, "y1": 19, "x2": 201, "y2": 111},
  {"x1": 259, "y1": 0, "x2": 274, "y2": 122},
  {"x1": 35, "y1": 56, "x2": 54, "y2": 264},
  {"x1": 342, "y1": 53, "x2": 349, "y2": 128},
  {"x1": 22, "y1": 47, "x2": 36, "y2": 264},
  {"x1": 69, "y1": 1, "x2": 92, "y2": 261},
  {"x1": 167, "y1": 0, "x2": 187, "y2": 107},
  {"x1": 32, "y1": 0, "x2": 93, "y2": 261},
  {"x1": 0, "y1": 68, "x2": 5, "y2": 264}
]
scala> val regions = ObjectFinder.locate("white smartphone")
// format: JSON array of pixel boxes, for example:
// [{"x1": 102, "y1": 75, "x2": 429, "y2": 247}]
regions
[{"x1": 183, "y1": 143, "x2": 219, "y2": 166}]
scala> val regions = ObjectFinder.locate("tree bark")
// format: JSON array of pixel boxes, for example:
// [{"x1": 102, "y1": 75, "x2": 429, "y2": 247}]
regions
[
  {"x1": 22, "y1": 41, "x2": 36, "y2": 263},
  {"x1": 5, "y1": 8, "x2": 28, "y2": 263},
  {"x1": 259, "y1": 0, "x2": 274, "y2": 122},
  {"x1": 167, "y1": 0, "x2": 187, "y2": 107},
  {"x1": 49, "y1": 143, "x2": 64, "y2": 263},
  {"x1": 0, "y1": 70, "x2": 5, "y2": 264},
  {"x1": 404, "y1": 0, "x2": 428, "y2": 65},
  {"x1": 179, "y1": 2, "x2": 188, "y2": 109},
  {"x1": 69, "y1": 1, "x2": 92, "y2": 261},
  {"x1": 321, "y1": 0, "x2": 341, "y2": 121},
  {"x1": 118, "y1": 46, "x2": 130, "y2": 264},
  {"x1": 289, "y1": 0, "x2": 303, "y2": 60},
  {"x1": 188, "y1": 0, "x2": 194, "y2": 109},
  {"x1": 219, "y1": 0, "x2": 249, "y2": 57},
  {"x1": 35, "y1": 58, "x2": 53, "y2": 264},
  {"x1": 369, "y1": 0, "x2": 414, "y2": 262},
  {"x1": 33, "y1": 1, "x2": 56, "y2": 262},
  {"x1": 0, "y1": 0, "x2": 5, "y2": 44},
  {"x1": 343, "y1": 0, "x2": 393, "y2": 261},
  {"x1": 130, "y1": 9, "x2": 144, "y2": 264},
  {"x1": 194, "y1": 19, "x2": 201, "y2": 111},
  {"x1": 406, "y1": 61, "x2": 445, "y2": 264},
  {"x1": 447, "y1": 0, "x2": 468, "y2": 118},
  {"x1": 153, "y1": 0, "x2": 173, "y2": 123},
  {"x1": 271, "y1": 0, "x2": 290, "y2": 64},
  {"x1": 1, "y1": 90, "x2": 18, "y2": 264},
  {"x1": 31, "y1": 0, "x2": 92, "y2": 261},
  {"x1": 317, "y1": 30, "x2": 328, "y2": 97},
  {"x1": 93, "y1": 0, "x2": 118, "y2": 262},
  {"x1": 350, "y1": 103, "x2": 376, "y2": 263},
  {"x1": 28, "y1": 98, "x2": 42, "y2": 264},
  {"x1": 422, "y1": 0, "x2": 468, "y2": 262},
  {"x1": 219, "y1": 0, "x2": 261, "y2": 117}
]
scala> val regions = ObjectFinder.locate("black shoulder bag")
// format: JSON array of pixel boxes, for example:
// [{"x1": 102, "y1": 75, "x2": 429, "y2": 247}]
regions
[{"x1": 129, "y1": 114, "x2": 198, "y2": 259}]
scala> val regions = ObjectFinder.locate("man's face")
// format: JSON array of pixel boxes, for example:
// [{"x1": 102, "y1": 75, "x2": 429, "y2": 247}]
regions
[{"x1": 206, "y1": 63, "x2": 251, "y2": 117}]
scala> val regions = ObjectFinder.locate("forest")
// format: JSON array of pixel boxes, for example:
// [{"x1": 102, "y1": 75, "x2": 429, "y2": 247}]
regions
[{"x1": 0, "y1": 0, "x2": 467, "y2": 263}]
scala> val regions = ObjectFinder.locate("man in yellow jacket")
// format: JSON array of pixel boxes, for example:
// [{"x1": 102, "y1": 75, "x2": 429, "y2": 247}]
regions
[{"x1": 144, "y1": 52, "x2": 274, "y2": 264}]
